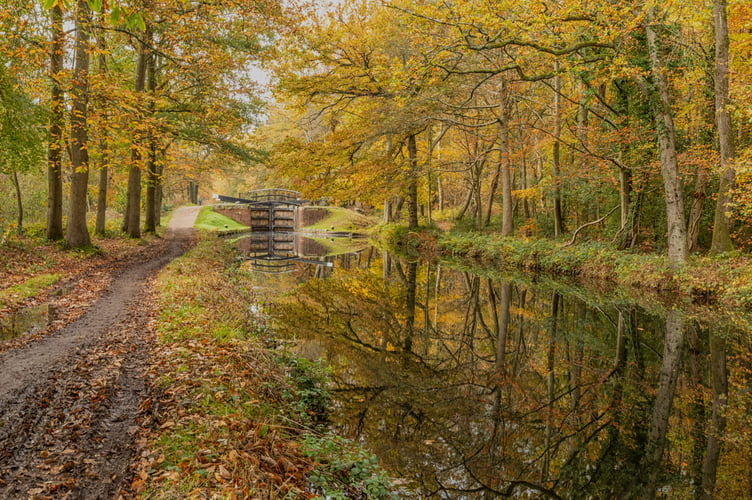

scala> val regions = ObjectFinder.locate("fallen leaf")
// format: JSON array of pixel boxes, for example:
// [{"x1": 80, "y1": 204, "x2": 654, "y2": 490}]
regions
[
  {"x1": 131, "y1": 478, "x2": 145, "y2": 493},
  {"x1": 218, "y1": 464, "x2": 231, "y2": 479}
]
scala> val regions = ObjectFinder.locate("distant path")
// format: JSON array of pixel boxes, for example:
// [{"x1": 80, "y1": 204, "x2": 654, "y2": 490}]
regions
[
  {"x1": 0, "y1": 206, "x2": 199, "y2": 498},
  {"x1": 168, "y1": 205, "x2": 201, "y2": 232}
]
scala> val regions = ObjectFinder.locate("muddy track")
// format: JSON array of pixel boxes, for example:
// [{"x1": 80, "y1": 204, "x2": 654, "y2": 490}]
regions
[{"x1": 0, "y1": 207, "x2": 199, "y2": 499}]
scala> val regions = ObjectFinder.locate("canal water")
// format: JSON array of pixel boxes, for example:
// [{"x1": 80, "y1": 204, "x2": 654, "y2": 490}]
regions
[{"x1": 235, "y1": 235, "x2": 752, "y2": 498}]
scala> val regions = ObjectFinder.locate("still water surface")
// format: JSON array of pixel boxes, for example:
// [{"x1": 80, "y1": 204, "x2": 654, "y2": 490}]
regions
[{"x1": 237, "y1": 235, "x2": 752, "y2": 498}]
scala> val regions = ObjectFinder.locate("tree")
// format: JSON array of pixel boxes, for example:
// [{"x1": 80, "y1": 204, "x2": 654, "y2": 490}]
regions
[
  {"x1": 94, "y1": 10, "x2": 109, "y2": 236},
  {"x1": 65, "y1": 0, "x2": 93, "y2": 248},
  {"x1": 115, "y1": 0, "x2": 271, "y2": 235},
  {"x1": 710, "y1": 0, "x2": 735, "y2": 254},
  {"x1": 143, "y1": 42, "x2": 159, "y2": 233},
  {"x1": 121, "y1": 27, "x2": 148, "y2": 239},
  {"x1": 46, "y1": 4, "x2": 64, "y2": 240},
  {"x1": 641, "y1": 7, "x2": 688, "y2": 265}
]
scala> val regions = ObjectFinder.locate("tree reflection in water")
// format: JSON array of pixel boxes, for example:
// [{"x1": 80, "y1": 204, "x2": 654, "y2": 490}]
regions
[{"x1": 269, "y1": 251, "x2": 752, "y2": 498}]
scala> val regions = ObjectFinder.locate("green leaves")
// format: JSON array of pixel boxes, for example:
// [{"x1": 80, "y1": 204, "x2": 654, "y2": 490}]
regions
[
  {"x1": 38, "y1": 0, "x2": 146, "y2": 31},
  {"x1": 109, "y1": 4, "x2": 121, "y2": 23},
  {"x1": 86, "y1": 0, "x2": 102, "y2": 12},
  {"x1": 41, "y1": 0, "x2": 70, "y2": 9},
  {"x1": 108, "y1": 6, "x2": 145, "y2": 31},
  {"x1": 0, "y1": 68, "x2": 46, "y2": 176}
]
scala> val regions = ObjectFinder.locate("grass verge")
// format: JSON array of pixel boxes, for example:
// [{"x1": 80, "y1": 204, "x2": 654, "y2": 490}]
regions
[
  {"x1": 194, "y1": 206, "x2": 249, "y2": 234},
  {"x1": 300, "y1": 207, "x2": 376, "y2": 233},
  {"x1": 137, "y1": 234, "x2": 396, "y2": 498}
]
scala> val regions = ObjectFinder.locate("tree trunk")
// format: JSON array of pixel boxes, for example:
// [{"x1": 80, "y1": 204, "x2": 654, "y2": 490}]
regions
[
  {"x1": 645, "y1": 9, "x2": 687, "y2": 266},
  {"x1": 11, "y1": 170, "x2": 24, "y2": 233},
  {"x1": 456, "y1": 184, "x2": 473, "y2": 221},
  {"x1": 403, "y1": 261, "x2": 418, "y2": 352},
  {"x1": 46, "y1": 4, "x2": 64, "y2": 241},
  {"x1": 640, "y1": 311, "x2": 684, "y2": 497},
  {"x1": 619, "y1": 167, "x2": 632, "y2": 233},
  {"x1": 701, "y1": 331, "x2": 727, "y2": 498},
  {"x1": 621, "y1": 186, "x2": 644, "y2": 250},
  {"x1": 94, "y1": 17, "x2": 108, "y2": 236},
  {"x1": 436, "y1": 134, "x2": 444, "y2": 212},
  {"x1": 710, "y1": 0, "x2": 735, "y2": 254},
  {"x1": 407, "y1": 133, "x2": 419, "y2": 229},
  {"x1": 486, "y1": 79, "x2": 513, "y2": 235},
  {"x1": 485, "y1": 159, "x2": 500, "y2": 227},
  {"x1": 96, "y1": 167, "x2": 108, "y2": 234},
  {"x1": 552, "y1": 65, "x2": 564, "y2": 237},
  {"x1": 687, "y1": 167, "x2": 708, "y2": 252},
  {"x1": 144, "y1": 145, "x2": 158, "y2": 232},
  {"x1": 155, "y1": 160, "x2": 164, "y2": 226},
  {"x1": 500, "y1": 111, "x2": 513, "y2": 236},
  {"x1": 474, "y1": 156, "x2": 484, "y2": 228},
  {"x1": 578, "y1": 84, "x2": 590, "y2": 223},
  {"x1": 188, "y1": 181, "x2": 199, "y2": 204},
  {"x1": 144, "y1": 48, "x2": 158, "y2": 233},
  {"x1": 123, "y1": 28, "x2": 149, "y2": 238},
  {"x1": 426, "y1": 128, "x2": 433, "y2": 225},
  {"x1": 66, "y1": 0, "x2": 92, "y2": 249},
  {"x1": 383, "y1": 198, "x2": 392, "y2": 223},
  {"x1": 522, "y1": 155, "x2": 530, "y2": 220},
  {"x1": 615, "y1": 81, "x2": 632, "y2": 239}
]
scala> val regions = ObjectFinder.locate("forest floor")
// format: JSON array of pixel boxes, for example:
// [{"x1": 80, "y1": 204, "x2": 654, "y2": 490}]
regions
[{"x1": 0, "y1": 206, "x2": 199, "y2": 499}]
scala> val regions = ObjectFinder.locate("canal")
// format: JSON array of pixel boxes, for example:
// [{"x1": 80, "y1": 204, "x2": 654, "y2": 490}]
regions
[{"x1": 235, "y1": 234, "x2": 752, "y2": 498}]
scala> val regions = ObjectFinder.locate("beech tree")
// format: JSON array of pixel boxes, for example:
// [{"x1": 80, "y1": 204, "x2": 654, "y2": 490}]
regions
[
  {"x1": 46, "y1": 4, "x2": 64, "y2": 240},
  {"x1": 121, "y1": 27, "x2": 148, "y2": 238},
  {"x1": 641, "y1": 6, "x2": 688, "y2": 266},
  {"x1": 271, "y1": 0, "x2": 448, "y2": 228},
  {"x1": 710, "y1": 0, "x2": 735, "y2": 254},
  {"x1": 65, "y1": 0, "x2": 93, "y2": 248},
  {"x1": 115, "y1": 0, "x2": 271, "y2": 236}
]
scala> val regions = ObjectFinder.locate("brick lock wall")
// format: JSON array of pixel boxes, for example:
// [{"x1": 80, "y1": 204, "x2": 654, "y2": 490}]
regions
[
  {"x1": 295, "y1": 235, "x2": 328, "y2": 257},
  {"x1": 295, "y1": 207, "x2": 328, "y2": 230},
  {"x1": 213, "y1": 206, "x2": 251, "y2": 226}
]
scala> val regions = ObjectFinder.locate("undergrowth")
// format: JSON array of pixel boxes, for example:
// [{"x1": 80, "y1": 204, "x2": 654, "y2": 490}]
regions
[{"x1": 380, "y1": 226, "x2": 752, "y2": 309}]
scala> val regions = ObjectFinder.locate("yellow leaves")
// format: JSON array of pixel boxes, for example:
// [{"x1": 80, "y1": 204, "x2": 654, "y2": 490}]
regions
[
  {"x1": 512, "y1": 186, "x2": 543, "y2": 201},
  {"x1": 42, "y1": 0, "x2": 70, "y2": 10}
]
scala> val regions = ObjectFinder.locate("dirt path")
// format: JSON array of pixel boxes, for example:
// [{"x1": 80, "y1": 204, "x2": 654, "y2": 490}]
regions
[{"x1": 0, "y1": 206, "x2": 200, "y2": 499}]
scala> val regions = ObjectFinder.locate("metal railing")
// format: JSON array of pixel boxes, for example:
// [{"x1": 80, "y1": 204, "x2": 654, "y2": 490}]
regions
[{"x1": 238, "y1": 189, "x2": 301, "y2": 203}]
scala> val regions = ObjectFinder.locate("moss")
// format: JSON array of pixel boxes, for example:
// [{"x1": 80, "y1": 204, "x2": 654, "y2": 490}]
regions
[{"x1": 0, "y1": 273, "x2": 63, "y2": 307}]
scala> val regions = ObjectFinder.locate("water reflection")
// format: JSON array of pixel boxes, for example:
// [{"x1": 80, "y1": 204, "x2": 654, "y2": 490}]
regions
[
  {"x1": 268, "y1": 252, "x2": 752, "y2": 498},
  {"x1": 234, "y1": 232, "x2": 368, "y2": 274},
  {"x1": 0, "y1": 304, "x2": 53, "y2": 341}
]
